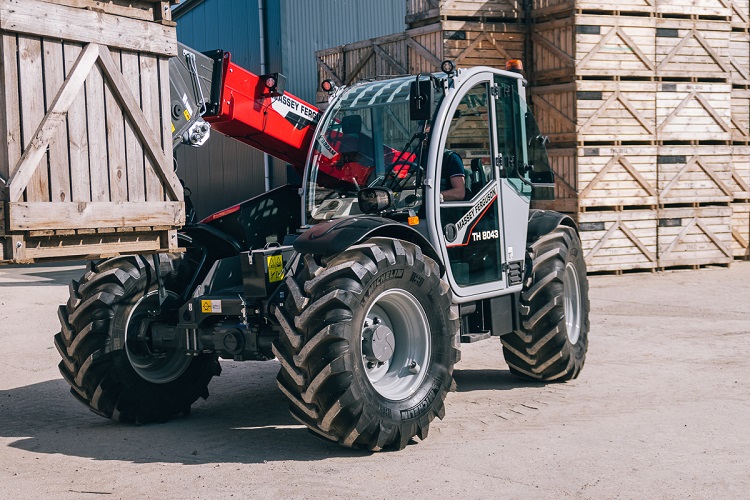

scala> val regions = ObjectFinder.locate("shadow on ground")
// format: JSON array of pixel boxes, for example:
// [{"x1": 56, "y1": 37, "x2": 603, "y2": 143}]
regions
[
  {"x1": 0, "y1": 361, "x2": 539, "y2": 464},
  {"x1": 0, "y1": 262, "x2": 86, "y2": 287}
]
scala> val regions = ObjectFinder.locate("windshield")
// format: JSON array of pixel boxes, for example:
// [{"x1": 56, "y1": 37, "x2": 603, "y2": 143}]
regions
[{"x1": 305, "y1": 76, "x2": 444, "y2": 223}]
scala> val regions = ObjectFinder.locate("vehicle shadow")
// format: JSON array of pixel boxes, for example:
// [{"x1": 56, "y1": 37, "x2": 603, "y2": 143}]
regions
[
  {"x1": 0, "y1": 362, "x2": 545, "y2": 464},
  {"x1": 0, "y1": 262, "x2": 86, "y2": 287}
]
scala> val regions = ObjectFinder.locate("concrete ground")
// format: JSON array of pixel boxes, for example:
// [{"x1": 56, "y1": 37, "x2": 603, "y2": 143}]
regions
[{"x1": 0, "y1": 261, "x2": 748, "y2": 499}]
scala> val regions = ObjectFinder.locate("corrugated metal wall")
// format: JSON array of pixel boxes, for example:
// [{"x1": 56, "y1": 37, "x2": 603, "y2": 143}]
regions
[{"x1": 173, "y1": 0, "x2": 404, "y2": 218}]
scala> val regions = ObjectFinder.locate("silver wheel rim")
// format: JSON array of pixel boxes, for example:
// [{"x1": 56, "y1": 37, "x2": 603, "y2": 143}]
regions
[
  {"x1": 125, "y1": 290, "x2": 191, "y2": 384},
  {"x1": 362, "y1": 289, "x2": 431, "y2": 401},
  {"x1": 563, "y1": 262, "x2": 582, "y2": 345}
]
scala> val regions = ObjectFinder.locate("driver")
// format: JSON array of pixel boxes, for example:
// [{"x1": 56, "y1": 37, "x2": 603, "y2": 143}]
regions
[{"x1": 441, "y1": 149, "x2": 466, "y2": 202}]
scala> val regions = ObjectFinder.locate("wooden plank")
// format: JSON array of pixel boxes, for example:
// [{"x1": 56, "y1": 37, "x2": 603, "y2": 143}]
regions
[
  {"x1": 0, "y1": 34, "x2": 21, "y2": 202},
  {"x1": 658, "y1": 145, "x2": 733, "y2": 205},
  {"x1": 656, "y1": 0, "x2": 731, "y2": 18},
  {"x1": 730, "y1": 145, "x2": 750, "y2": 199},
  {"x1": 39, "y1": 0, "x2": 159, "y2": 22},
  {"x1": 730, "y1": 202, "x2": 750, "y2": 258},
  {"x1": 18, "y1": 230, "x2": 165, "y2": 261},
  {"x1": 158, "y1": 56, "x2": 174, "y2": 197},
  {"x1": 64, "y1": 43, "x2": 92, "y2": 203},
  {"x1": 104, "y1": 49, "x2": 128, "y2": 202},
  {"x1": 120, "y1": 51, "x2": 146, "y2": 202},
  {"x1": 6, "y1": 42, "x2": 100, "y2": 203},
  {"x1": 0, "y1": 0, "x2": 177, "y2": 56},
  {"x1": 655, "y1": 20, "x2": 731, "y2": 80},
  {"x1": 577, "y1": 210, "x2": 658, "y2": 272},
  {"x1": 17, "y1": 35, "x2": 49, "y2": 203},
  {"x1": 43, "y1": 39, "x2": 72, "y2": 204},
  {"x1": 731, "y1": 88, "x2": 750, "y2": 143},
  {"x1": 86, "y1": 62, "x2": 111, "y2": 202},
  {"x1": 7, "y1": 201, "x2": 184, "y2": 230},
  {"x1": 138, "y1": 53, "x2": 164, "y2": 202},
  {"x1": 729, "y1": 30, "x2": 749, "y2": 86},
  {"x1": 656, "y1": 83, "x2": 731, "y2": 142}
]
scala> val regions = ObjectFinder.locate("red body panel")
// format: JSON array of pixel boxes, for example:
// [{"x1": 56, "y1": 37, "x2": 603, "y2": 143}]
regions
[{"x1": 205, "y1": 53, "x2": 319, "y2": 172}]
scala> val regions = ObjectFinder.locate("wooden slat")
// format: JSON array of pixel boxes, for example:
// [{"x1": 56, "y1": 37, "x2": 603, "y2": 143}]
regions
[
  {"x1": 17, "y1": 35, "x2": 49, "y2": 203},
  {"x1": 86, "y1": 62, "x2": 110, "y2": 202},
  {"x1": 7, "y1": 201, "x2": 184, "y2": 230},
  {"x1": 64, "y1": 43, "x2": 91, "y2": 203},
  {"x1": 16, "y1": 230, "x2": 166, "y2": 262},
  {"x1": 138, "y1": 53, "x2": 164, "y2": 202},
  {"x1": 0, "y1": 34, "x2": 21, "y2": 201},
  {"x1": 0, "y1": 0, "x2": 177, "y2": 56},
  {"x1": 41, "y1": 0, "x2": 160, "y2": 22},
  {"x1": 121, "y1": 51, "x2": 146, "y2": 202},
  {"x1": 105, "y1": 49, "x2": 128, "y2": 202},
  {"x1": 43, "y1": 39, "x2": 72, "y2": 203}
]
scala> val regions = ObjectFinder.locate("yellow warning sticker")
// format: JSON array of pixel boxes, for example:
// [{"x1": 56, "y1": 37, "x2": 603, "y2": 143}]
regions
[
  {"x1": 183, "y1": 109, "x2": 191, "y2": 121},
  {"x1": 267, "y1": 254, "x2": 284, "y2": 283},
  {"x1": 171, "y1": 122, "x2": 176, "y2": 133},
  {"x1": 201, "y1": 300, "x2": 222, "y2": 314}
]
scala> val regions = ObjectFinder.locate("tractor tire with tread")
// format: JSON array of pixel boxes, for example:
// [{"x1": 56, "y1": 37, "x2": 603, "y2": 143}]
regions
[
  {"x1": 56, "y1": 254, "x2": 220, "y2": 423},
  {"x1": 502, "y1": 225, "x2": 589, "y2": 381},
  {"x1": 273, "y1": 237, "x2": 460, "y2": 451}
]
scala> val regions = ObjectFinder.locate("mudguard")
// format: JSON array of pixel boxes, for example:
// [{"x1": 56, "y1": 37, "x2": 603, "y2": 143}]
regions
[
  {"x1": 526, "y1": 209, "x2": 578, "y2": 245},
  {"x1": 294, "y1": 216, "x2": 446, "y2": 274}
]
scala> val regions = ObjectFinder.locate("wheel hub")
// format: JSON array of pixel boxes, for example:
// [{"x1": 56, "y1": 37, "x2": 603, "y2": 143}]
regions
[
  {"x1": 563, "y1": 262, "x2": 582, "y2": 345},
  {"x1": 362, "y1": 322, "x2": 396, "y2": 363}
]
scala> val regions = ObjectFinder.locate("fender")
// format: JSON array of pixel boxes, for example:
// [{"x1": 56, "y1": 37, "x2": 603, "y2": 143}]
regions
[
  {"x1": 294, "y1": 216, "x2": 446, "y2": 274},
  {"x1": 526, "y1": 209, "x2": 577, "y2": 245}
]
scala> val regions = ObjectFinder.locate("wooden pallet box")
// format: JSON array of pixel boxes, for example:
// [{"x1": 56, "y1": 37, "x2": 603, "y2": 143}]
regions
[
  {"x1": 729, "y1": 30, "x2": 749, "y2": 86},
  {"x1": 730, "y1": 145, "x2": 750, "y2": 199},
  {"x1": 731, "y1": 201, "x2": 750, "y2": 258},
  {"x1": 576, "y1": 210, "x2": 658, "y2": 272},
  {"x1": 655, "y1": 19, "x2": 731, "y2": 81},
  {"x1": 406, "y1": 0, "x2": 522, "y2": 26},
  {"x1": 0, "y1": 0, "x2": 182, "y2": 263},
  {"x1": 658, "y1": 145, "x2": 733, "y2": 205},
  {"x1": 530, "y1": 0, "x2": 656, "y2": 19},
  {"x1": 532, "y1": 15, "x2": 657, "y2": 84},
  {"x1": 316, "y1": 21, "x2": 526, "y2": 104},
  {"x1": 529, "y1": 80, "x2": 657, "y2": 145},
  {"x1": 657, "y1": 206, "x2": 733, "y2": 267},
  {"x1": 656, "y1": 82, "x2": 732, "y2": 142},
  {"x1": 533, "y1": 146, "x2": 659, "y2": 213}
]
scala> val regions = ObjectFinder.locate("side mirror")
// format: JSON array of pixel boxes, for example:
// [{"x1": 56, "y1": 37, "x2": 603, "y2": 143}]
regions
[
  {"x1": 410, "y1": 78, "x2": 433, "y2": 121},
  {"x1": 358, "y1": 187, "x2": 394, "y2": 214}
]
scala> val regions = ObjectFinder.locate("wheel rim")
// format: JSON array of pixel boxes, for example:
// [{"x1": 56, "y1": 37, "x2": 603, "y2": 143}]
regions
[
  {"x1": 563, "y1": 262, "x2": 582, "y2": 345},
  {"x1": 361, "y1": 289, "x2": 431, "y2": 401},
  {"x1": 125, "y1": 290, "x2": 191, "y2": 384}
]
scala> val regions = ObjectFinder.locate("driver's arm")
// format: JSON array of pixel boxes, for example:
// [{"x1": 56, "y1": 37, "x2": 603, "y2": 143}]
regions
[{"x1": 442, "y1": 175, "x2": 465, "y2": 201}]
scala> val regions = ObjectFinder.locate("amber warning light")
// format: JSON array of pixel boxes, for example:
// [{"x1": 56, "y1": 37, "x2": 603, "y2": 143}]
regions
[{"x1": 506, "y1": 59, "x2": 524, "y2": 73}]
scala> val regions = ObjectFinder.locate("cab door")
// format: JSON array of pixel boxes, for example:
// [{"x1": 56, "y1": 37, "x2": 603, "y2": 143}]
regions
[{"x1": 433, "y1": 74, "x2": 511, "y2": 298}]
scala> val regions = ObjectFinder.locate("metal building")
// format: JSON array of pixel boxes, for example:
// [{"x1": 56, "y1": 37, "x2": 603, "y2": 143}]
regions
[{"x1": 173, "y1": 0, "x2": 406, "y2": 218}]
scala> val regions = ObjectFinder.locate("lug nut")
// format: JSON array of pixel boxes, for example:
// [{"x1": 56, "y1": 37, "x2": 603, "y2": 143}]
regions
[{"x1": 409, "y1": 361, "x2": 420, "y2": 374}]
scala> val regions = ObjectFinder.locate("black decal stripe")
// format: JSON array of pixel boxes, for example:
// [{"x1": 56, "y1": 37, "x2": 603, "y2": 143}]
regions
[{"x1": 446, "y1": 196, "x2": 498, "y2": 248}]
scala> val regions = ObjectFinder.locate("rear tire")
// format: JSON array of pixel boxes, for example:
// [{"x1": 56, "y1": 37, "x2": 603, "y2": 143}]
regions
[
  {"x1": 55, "y1": 255, "x2": 220, "y2": 423},
  {"x1": 273, "y1": 237, "x2": 460, "y2": 450},
  {"x1": 502, "y1": 225, "x2": 589, "y2": 381}
]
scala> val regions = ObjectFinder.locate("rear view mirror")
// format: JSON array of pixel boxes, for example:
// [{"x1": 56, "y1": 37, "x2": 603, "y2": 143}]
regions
[
  {"x1": 410, "y1": 78, "x2": 433, "y2": 121},
  {"x1": 358, "y1": 187, "x2": 394, "y2": 213}
]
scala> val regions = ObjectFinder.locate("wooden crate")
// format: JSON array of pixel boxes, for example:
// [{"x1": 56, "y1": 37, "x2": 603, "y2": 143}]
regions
[
  {"x1": 731, "y1": 201, "x2": 750, "y2": 258},
  {"x1": 657, "y1": 206, "x2": 733, "y2": 267},
  {"x1": 0, "y1": 0, "x2": 182, "y2": 263},
  {"x1": 657, "y1": 145, "x2": 733, "y2": 205},
  {"x1": 406, "y1": 0, "x2": 522, "y2": 26},
  {"x1": 316, "y1": 20, "x2": 525, "y2": 104},
  {"x1": 729, "y1": 30, "x2": 749, "y2": 86},
  {"x1": 656, "y1": 0, "x2": 732, "y2": 18},
  {"x1": 731, "y1": 145, "x2": 750, "y2": 199},
  {"x1": 529, "y1": 80, "x2": 657, "y2": 145},
  {"x1": 656, "y1": 82, "x2": 732, "y2": 142},
  {"x1": 731, "y1": 87, "x2": 750, "y2": 142},
  {"x1": 533, "y1": 146, "x2": 659, "y2": 213},
  {"x1": 530, "y1": 0, "x2": 656, "y2": 19},
  {"x1": 532, "y1": 15, "x2": 657, "y2": 84},
  {"x1": 576, "y1": 210, "x2": 658, "y2": 272},
  {"x1": 655, "y1": 19, "x2": 731, "y2": 81}
]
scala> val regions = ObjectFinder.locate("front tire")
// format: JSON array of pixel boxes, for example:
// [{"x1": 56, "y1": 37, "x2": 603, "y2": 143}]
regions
[
  {"x1": 502, "y1": 225, "x2": 589, "y2": 381},
  {"x1": 55, "y1": 255, "x2": 221, "y2": 423},
  {"x1": 273, "y1": 237, "x2": 460, "y2": 450}
]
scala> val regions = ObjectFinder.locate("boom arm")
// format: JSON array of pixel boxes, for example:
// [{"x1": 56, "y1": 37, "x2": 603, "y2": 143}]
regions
[{"x1": 170, "y1": 43, "x2": 320, "y2": 173}]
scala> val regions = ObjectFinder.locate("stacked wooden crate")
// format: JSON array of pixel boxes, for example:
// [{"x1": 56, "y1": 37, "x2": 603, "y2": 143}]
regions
[
  {"x1": 730, "y1": 0, "x2": 750, "y2": 259},
  {"x1": 529, "y1": 0, "x2": 747, "y2": 270},
  {"x1": 315, "y1": 0, "x2": 526, "y2": 105},
  {"x1": 0, "y1": 0, "x2": 183, "y2": 263}
]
